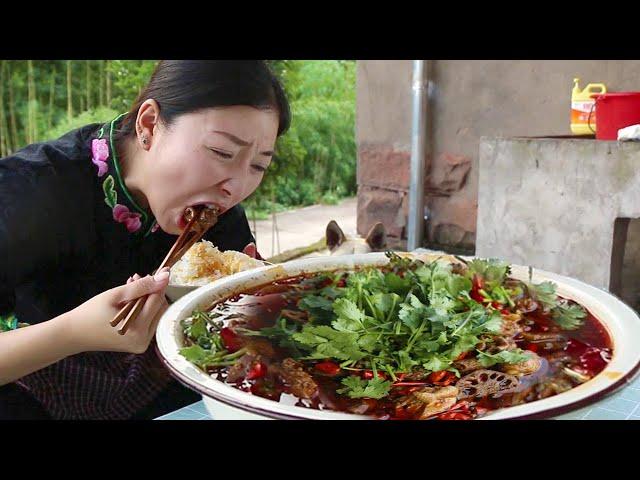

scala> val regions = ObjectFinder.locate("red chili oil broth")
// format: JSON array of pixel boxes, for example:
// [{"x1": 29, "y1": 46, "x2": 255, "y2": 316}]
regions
[{"x1": 195, "y1": 269, "x2": 613, "y2": 420}]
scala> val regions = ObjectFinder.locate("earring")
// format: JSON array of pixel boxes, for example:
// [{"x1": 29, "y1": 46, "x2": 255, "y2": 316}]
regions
[{"x1": 142, "y1": 136, "x2": 148, "y2": 145}]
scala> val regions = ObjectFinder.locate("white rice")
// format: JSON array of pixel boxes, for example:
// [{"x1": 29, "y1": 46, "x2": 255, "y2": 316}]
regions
[{"x1": 170, "y1": 240, "x2": 265, "y2": 286}]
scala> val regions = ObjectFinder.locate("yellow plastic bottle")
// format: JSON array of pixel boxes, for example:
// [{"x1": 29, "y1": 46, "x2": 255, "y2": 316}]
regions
[{"x1": 571, "y1": 78, "x2": 607, "y2": 135}]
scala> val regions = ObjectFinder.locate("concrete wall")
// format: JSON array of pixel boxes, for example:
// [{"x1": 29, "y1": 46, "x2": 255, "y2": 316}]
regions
[
  {"x1": 356, "y1": 60, "x2": 640, "y2": 252},
  {"x1": 476, "y1": 138, "x2": 640, "y2": 302}
]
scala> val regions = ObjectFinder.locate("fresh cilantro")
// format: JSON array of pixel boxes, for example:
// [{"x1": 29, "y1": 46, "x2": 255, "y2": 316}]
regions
[
  {"x1": 551, "y1": 301, "x2": 587, "y2": 330},
  {"x1": 337, "y1": 375, "x2": 392, "y2": 399},
  {"x1": 298, "y1": 295, "x2": 335, "y2": 324},
  {"x1": 476, "y1": 348, "x2": 531, "y2": 367},
  {"x1": 421, "y1": 353, "x2": 453, "y2": 372},
  {"x1": 181, "y1": 311, "x2": 224, "y2": 351},
  {"x1": 293, "y1": 325, "x2": 367, "y2": 361},
  {"x1": 466, "y1": 258, "x2": 510, "y2": 285},
  {"x1": 528, "y1": 281, "x2": 558, "y2": 310}
]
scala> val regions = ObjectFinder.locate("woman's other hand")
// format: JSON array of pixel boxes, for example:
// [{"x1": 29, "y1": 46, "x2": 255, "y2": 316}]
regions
[{"x1": 242, "y1": 242, "x2": 263, "y2": 260}]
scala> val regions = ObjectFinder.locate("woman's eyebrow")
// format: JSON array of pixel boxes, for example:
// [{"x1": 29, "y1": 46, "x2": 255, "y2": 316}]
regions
[
  {"x1": 211, "y1": 130, "x2": 273, "y2": 156},
  {"x1": 212, "y1": 130, "x2": 250, "y2": 146}
]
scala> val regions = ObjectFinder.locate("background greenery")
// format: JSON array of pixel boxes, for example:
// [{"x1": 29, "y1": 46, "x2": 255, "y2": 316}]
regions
[{"x1": 0, "y1": 60, "x2": 357, "y2": 219}]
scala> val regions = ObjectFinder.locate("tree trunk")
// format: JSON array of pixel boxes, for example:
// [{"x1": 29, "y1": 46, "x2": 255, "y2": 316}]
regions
[
  {"x1": 7, "y1": 63, "x2": 19, "y2": 149},
  {"x1": 27, "y1": 60, "x2": 34, "y2": 144},
  {"x1": 106, "y1": 60, "x2": 111, "y2": 107},
  {"x1": 328, "y1": 133, "x2": 336, "y2": 192},
  {"x1": 0, "y1": 60, "x2": 6, "y2": 156},
  {"x1": 47, "y1": 66, "x2": 56, "y2": 131},
  {"x1": 86, "y1": 61, "x2": 91, "y2": 111},
  {"x1": 66, "y1": 60, "x2": 73, "y2": 120},
  {"x1": 99, "y1": 60, "x2": 105, "y2": 107}
]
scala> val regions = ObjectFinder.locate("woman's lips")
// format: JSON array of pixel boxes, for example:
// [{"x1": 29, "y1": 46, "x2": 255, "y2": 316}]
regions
[{"x1": 176, "y1": 214, "x2": 188, "y2": 230}]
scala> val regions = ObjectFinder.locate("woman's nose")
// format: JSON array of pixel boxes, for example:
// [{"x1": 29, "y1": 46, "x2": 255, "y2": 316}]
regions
[
  {"x1": 217, "y1": 156, "x2": 252, "y2": 201},
  {"x1": 221, "y1": 185, "x2": 232, "y2": 198},
  {"x1": 218, "y1": 176, "x2": 244, "y2": 201}
]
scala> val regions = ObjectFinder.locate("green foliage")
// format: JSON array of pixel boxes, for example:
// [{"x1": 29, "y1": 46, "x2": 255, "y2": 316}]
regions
[
  {"x1": 45, "y1": 107, "x2": 119, "y2": 141},
  {"x1": 247, "y1": 60, "x2": 357, "y2": 211},
  {"x1": 107, "y1": 60, "x2": 158, "y2": 110}
]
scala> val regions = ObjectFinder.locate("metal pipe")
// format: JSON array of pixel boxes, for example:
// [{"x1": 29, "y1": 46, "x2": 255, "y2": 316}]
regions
[{"x1": 407, "y1": 60, "x2": 428, "y2": 251}]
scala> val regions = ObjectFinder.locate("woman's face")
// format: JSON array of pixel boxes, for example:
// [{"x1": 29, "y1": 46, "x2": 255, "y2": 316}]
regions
[{"x1": 141, "y1": 106, "x2": 279, "y2": 234}]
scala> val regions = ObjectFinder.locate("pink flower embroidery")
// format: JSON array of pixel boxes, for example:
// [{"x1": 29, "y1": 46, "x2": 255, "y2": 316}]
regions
[
  {"x1": 91, "y1": 139, "x2": 109, "y2": 177},
  {"x1": 112, "y1": 204, "x2": 142, "y2": 233}
]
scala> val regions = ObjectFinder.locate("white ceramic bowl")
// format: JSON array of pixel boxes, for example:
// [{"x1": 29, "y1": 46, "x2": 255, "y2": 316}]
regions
[
  {"x1": 165, "y1": 284, "x2": 197, "y2": 303},
  {"x1": 156, "y1": 252, "x2": 640, "y2": 420}
]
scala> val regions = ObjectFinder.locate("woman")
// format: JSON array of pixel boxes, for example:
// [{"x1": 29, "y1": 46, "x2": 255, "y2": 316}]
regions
[{"x1": 0, "y1": 60, "x2": 290, "y2": 419}]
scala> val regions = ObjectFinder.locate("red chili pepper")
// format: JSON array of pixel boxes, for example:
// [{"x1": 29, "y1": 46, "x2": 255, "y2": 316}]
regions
[
  {"x1": 220, "y1": 327, "x2": 243, "y2": 353},
  {"x1": 428, "y1": 370, "x2": 456, "y2": 386},
  {"x1": 315, "y1": 361, "x2": 341, "y2": 376},
  {"x1": 470, "y1": 291, "x2": 484, "y2": 303},
  {"x1": 246, "y1": 362, "x2": 267, "y2": 380},
  {"x1": 455, "y1": 351, "x2": 470, "y2": 361},
  {"x1": 438, "y1": 412, "x2": 473, "y2": 420},
  {"x1": 469, "y1": 275, "x2": 485, "y2": 303},
  {"x1": 501, "y1": 309, "x2": 511, "y2": 315},
  {"x1": 362, "y1": 370, "x2": 386, "y2": 380},
  {"x1": 449, "y1": 400, "x2": 471, "y2": 412},
  {"x1": 525, "y1": 343, "x2": 539, "y2": 353},
  {"x1": 428, "y1": 371, "x2": 447, "y2": 383},
  {"x1": 391, "y1": 382, "x2": 429, "y2": 387},
  {"x1": 475, "y1": 406, "x2": 489, "y2": 416},
  {"x1": 442, "y1": 372, "x2": 457, "y2": 385}
]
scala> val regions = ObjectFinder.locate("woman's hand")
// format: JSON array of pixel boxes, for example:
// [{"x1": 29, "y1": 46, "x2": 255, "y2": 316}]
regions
[
  {"x1": 242, "y1": 242, "x2": 262, "y2": 260},
  {"x1": 62, "y1": 268, "x2": 171, "y2": 355}
]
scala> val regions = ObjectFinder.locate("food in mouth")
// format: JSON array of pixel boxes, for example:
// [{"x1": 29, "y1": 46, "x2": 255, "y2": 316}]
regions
[{"x1": 178, "y1": 204, "x2": 220, "y2": 230}]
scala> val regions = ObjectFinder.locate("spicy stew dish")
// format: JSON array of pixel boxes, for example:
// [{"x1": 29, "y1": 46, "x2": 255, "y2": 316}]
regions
[{"x1": 179, "y1": 253, "x2": 612, "y2": 420}]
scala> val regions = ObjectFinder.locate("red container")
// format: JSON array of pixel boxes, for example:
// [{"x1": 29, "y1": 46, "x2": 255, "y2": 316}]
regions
[{"x1": 591, "y1": 92, "x2": 640, "y2": 140}]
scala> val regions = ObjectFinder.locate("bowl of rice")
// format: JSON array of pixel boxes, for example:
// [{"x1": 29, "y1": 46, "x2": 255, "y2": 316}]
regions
[{"x1": 166, "y1": 240, "x2": 267, "y2": 302}]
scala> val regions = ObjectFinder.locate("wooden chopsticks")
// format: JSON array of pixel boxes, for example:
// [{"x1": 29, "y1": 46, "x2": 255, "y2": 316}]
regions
[{"x1": 110, "y1": 205, "x2": 219, "y2": 335}]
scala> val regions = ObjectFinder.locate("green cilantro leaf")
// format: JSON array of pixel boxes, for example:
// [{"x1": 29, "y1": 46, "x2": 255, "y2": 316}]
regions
[
  {"x1": 528, "y1": 281, "x2": 558, "y2": 310},
  {"x1": 551, "y1": 301, "x2": 587, "y2": 330},
  {"x1": 422, "y1": 354, "x2": 453, "y2": 372},
  {"x1": 476, "y1": 348, "x2": 531, "y2": 367},
  {"x1": 293, "y1": 325, "x2": 366, "y2": 361},
  {"x1": 466, "y1": 258, "x2": 510, "y2": 285},
  {"x1": 337, "y1": 375, "x2": 392, "y2": 399}
]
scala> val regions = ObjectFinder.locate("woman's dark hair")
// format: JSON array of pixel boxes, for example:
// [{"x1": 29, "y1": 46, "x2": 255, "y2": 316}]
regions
[{"x1": 115, "y1": 60, "x2": 290, "y2": 141}]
